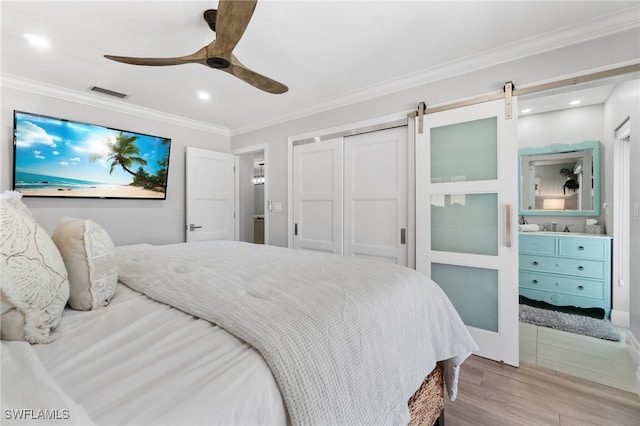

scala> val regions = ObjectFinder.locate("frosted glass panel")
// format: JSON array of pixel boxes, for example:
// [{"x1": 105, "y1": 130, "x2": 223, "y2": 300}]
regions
[
  {"x1": 431, "y1": 193, "x2": 498, "y2": 255},
  {"x1": 431, "y1": 263, "x2": 498, "y2": 332},
  {"x1": 431, "y1": 117, "x2": 497, "y2": 182}
]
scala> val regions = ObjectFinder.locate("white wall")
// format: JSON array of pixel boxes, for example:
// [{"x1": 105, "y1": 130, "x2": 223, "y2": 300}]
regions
[
  {"x1": 517, "y1": 104, "x2": 606, "y2": 231},
  {"x1": 1, "y1": 86, "x2": 230, "y2": 246},
  {"x1": 603, "y1": 80, "x2": 640, "y2": 377}
]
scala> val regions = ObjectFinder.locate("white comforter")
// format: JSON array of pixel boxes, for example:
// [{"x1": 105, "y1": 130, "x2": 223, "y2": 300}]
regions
[{"x1": 117, "y1": 241, "x2": 477, "y2": 426}]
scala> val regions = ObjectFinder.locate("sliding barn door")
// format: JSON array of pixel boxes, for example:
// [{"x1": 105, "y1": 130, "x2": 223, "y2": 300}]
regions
[{"x1": 415, "y1": 99, "x2": 519, "y2": 366}]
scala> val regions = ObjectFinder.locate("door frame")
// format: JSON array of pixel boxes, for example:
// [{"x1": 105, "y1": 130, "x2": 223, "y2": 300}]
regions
[
  {"x1": 612, "y1": 117, "x2": 631, "y2": 327},
  {"x1": 232, "y1": 143, "x2": 269, "y2": 245},
  {"x1": 287, "y1": 111, "x2": 414, "y2": 267}
]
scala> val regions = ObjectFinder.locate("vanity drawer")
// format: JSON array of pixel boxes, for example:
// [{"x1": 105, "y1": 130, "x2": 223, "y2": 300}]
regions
[
  {"x1": 519, "y1": 288, "x2": 605, "y2": 311},
  {"x1": 519, "y1": 235, "x2": 556, "y2": 255},
  {"x1": 558, "y1": 238, "x2": 607, "y2": 259},
  {"x1": 520, "y1": 255, "x2": 605, "y2": 279},
  {"x1": 519, "y1": 272, "x2": 604, "y2": 299}
]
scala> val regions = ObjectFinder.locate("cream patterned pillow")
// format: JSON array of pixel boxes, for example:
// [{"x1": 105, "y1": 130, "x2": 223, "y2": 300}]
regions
[
  {"x1": 0, "y1": 190, "x2": 33, "y2": 218},
  {"x1": 51, "y1": 218, "x2": 118, "y2": 310},
  {"x1": 0, "y1": 199, "x2": 69, "y2": 344}
]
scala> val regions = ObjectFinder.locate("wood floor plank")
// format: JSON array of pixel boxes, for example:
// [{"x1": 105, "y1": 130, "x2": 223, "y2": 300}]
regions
[{"x1": 444, "y1": 355, "x2": 640, "y2": 426}]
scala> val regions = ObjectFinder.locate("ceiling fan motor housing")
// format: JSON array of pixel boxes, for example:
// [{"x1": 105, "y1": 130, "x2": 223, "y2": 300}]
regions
[{"x1": 206, "y1": 57, "x2": 230, "y2": 69}]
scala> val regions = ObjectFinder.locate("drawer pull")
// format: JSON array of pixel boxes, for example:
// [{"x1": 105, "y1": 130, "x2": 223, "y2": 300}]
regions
[
  {"x1": 532, "y1": 279, "x2": 538, "y2": 284},
  {"x1": 577, "y1": 266, "x2": 584, "y2": 271},
  {"x1": 578, "y1": 246, "x2": 585, "y2": 251},
  {"x1": 578, "y1": 285, "x2": 584, "y2": 291},
  {"x1": 532, "y1": 261, "x2": 539, "y2": 266}
]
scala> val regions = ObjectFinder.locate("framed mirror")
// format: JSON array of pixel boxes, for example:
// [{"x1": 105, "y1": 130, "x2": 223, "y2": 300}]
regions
[{"x1": 519, "y1": 141, "x2": 600, "y2": 216}]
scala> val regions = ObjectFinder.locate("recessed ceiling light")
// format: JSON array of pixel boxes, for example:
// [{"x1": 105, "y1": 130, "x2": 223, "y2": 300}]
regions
[
  {"x1": 23, "y1": 33, "x2": 49, "y2": 49},
  {"x1": 521, "y1": 108, "x2": 532, "y2": 114},
  {"x1": 569, "y1": 100, "x2": 581, "y2": 106},
  {"x1": 198, "y1": 91, "x2": 210, "y2": 101}
]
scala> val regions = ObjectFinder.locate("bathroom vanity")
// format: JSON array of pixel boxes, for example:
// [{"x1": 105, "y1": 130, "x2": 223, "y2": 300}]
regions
[{"x1": 519, "y1": 232, "x2": 612, "y2": 318}]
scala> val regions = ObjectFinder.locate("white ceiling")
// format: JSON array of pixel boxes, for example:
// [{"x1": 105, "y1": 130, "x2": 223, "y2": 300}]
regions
[{"x1": 2, "y1": 1, "x2": 639, "y2": 134}]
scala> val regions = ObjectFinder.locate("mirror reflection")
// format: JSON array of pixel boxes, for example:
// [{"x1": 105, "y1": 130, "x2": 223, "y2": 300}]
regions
[{"x1": 519, "y1": 141, "x2": 600, "y2": 216}]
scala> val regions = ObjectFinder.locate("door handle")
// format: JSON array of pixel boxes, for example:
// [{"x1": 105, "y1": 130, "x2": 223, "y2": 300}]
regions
[
  {"x1": 505, "y1": 204, "x2": 512, "y2": 247},
  {"x1": 400, "y1": 228, "x2": 406, "y2": 245},
  {"x1": 188, "y1": 224, "x2": 203, "y2": 232},
  {"x1": 294, "y1": 223, "x2": 298, "y2": 236}
]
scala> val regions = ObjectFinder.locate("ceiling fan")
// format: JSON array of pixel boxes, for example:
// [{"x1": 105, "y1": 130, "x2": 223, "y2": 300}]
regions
[{"x1": 104, "y1": 0, "x2": 288, "y2": 94}]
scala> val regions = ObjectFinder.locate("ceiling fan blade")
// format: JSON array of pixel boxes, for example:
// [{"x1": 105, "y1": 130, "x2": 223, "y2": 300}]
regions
[
  {"x1": 105, "y1": 47, "x2": 208, "y2": 66},
  {"x1": 207, "y1": 0, "x2": 257, "y2": 55},
  {"x1": 225, "y1": 55, "x2": 288, "y2": 94}
]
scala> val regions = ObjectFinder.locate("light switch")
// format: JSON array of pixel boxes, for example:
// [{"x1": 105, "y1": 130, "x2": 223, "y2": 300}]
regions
[
  {"x1": 274, "y1": 202, "x2": 282, "y2": 212},
  {"x1": 634, "y1": 203, "x2": 640, "y2": 222}
]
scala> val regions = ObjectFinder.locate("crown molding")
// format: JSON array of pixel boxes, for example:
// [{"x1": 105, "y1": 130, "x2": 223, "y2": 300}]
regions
[
  {"x1": 231, "y1": 5, "x2": 640, "y2": 136},
  {"x1": 0, "y1": 74, "x2": 231, "y2": 137}
]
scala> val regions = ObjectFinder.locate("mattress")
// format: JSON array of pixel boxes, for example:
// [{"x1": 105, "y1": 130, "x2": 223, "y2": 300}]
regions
[{"x1": 28, "y1": 284, "x2": 287, "y2": 426}]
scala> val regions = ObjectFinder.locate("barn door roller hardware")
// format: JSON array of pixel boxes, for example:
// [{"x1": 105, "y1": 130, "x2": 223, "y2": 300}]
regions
[{"x1": 408, "y1": 63, "x2": 640, "y2": 128}]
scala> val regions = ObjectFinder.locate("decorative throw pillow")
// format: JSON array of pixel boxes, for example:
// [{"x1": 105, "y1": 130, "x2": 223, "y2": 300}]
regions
[
  {"x1": 51, "y1": 218, "x2": 118, "y2": 311},
  {"x1": 0, "y1": 199, "x2": 70, "y2": 344},
  {"x1": 0, "y1": 190, "x2": 34, "y2": 218}
]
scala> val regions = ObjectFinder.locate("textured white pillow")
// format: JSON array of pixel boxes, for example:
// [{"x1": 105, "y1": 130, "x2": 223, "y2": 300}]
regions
[
  {"x1": 0, "y1": 190, "x2": 34, "y2": 218},
  {"x1": 51, "y1": 218, "x2": 118, "y2": 311},
  {"x1": 0, "y1": 199, "x2": 69, "y2": 344}
]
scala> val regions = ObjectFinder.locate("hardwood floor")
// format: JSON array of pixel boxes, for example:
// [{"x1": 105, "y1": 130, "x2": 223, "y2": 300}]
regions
[{"x1": 444, "y1": 355, "x2": 640, "y2": 426}]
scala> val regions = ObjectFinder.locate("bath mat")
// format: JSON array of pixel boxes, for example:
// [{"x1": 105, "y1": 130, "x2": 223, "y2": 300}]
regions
[
  {"x1": 519, "y1": 304, "x2": 621, "y2": 341},
  {"x1": 520, "y1": 295, "x2": 604, "y2": 319}
]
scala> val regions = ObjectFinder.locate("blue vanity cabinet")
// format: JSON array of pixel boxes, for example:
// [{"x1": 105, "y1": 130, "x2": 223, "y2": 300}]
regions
[{"x1": 519, "y1": 233, "x2": 612, "y2": 318}]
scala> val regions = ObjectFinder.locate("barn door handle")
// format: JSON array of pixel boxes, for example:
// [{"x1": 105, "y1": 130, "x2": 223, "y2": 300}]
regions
[
  {"x1": 294, "y1": 223, "x2": 298, "y2": 236},
  {"x1": 400, "y1": 228, "x2": 406, "y2": 245}
]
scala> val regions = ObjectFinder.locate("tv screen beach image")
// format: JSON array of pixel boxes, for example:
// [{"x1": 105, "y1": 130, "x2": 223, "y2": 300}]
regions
[{"x1": 13, "y1": 111, "x2": 171, "y2": 199}]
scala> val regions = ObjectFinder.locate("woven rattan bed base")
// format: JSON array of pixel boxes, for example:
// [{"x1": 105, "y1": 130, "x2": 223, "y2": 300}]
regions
[{"x1": 407, "y1": 362, "x2": 444, "y2": 426}]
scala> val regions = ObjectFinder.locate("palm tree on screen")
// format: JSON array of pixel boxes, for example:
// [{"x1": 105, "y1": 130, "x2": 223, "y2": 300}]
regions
[{"x1": 90, "y1": 132, "x2": 147, "y2": 178}]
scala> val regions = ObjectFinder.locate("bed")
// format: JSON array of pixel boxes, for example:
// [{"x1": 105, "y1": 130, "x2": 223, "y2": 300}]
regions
[{"x1": 1, "y1": 193, "x2": 477, "y2": 426}]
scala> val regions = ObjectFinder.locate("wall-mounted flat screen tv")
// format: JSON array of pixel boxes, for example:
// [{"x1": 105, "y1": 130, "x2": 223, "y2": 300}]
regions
[{"x1": 13, "y1": 111, "x2": 171, "y2": 199}]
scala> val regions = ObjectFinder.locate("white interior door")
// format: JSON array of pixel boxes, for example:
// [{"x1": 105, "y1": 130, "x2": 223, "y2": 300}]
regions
[
  {"x1": 344, "y1": 127, "x2": 408, "y2": 265},
  {"x1": 415, "y1": 99, "x2": 519, "y2": 366},
  {"x1": 185, "y1": 146, "x2": 235, "y2": 242},
  {"x1": 292, "y1": 138, "x2": 343, "y2": 253}
]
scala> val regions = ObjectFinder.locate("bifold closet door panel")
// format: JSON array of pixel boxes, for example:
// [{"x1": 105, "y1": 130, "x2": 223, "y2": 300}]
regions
[
  {"x1": 292, "y1": 138, "x2": 343, "y2": 254},
  {"x1": 344, "y1": 127, "x2": 408, "y2": 265}
]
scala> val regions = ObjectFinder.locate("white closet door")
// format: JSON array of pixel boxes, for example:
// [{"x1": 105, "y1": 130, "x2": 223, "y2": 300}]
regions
[
  {"x1": 292, "y1": 138, "x2": 343, "y2": 254},
  {"x1": 344, "y1": 127, "x2": 408, "y2": 265},
  {"x1": 185, "y1": 147, "x2": 235, "y2": 242},
  {"x1": 415, "y1": 99, "x2": 519, "y2": 366}
]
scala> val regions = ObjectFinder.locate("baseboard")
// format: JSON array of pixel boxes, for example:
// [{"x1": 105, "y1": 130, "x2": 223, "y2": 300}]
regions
[
  {"x1": 610, "y1": 309, "x2": 630, "y2": 328},
  {"x1": 626, "y1": 330, "x2": 640, "y2": 396},
  {"x1": 627, "y1": 330, "x2": 640, "y2": 365}
]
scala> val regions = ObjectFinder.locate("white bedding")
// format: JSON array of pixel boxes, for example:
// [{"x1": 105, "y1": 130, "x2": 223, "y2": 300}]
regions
[
  {"x1": 116, "y1": 240, "x2": 477, "y2": 426},
  {"x1": 27, "y1": 284, "x2": 287, "y2": 426},
  {"x1": 1, "y1": 341, "x2": 94, "y2": 425}
]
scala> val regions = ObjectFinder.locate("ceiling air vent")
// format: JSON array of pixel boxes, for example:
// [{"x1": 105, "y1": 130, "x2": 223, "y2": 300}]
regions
[{"x1": 90, "y1": 86, "x2": 128, "y2": 99}]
